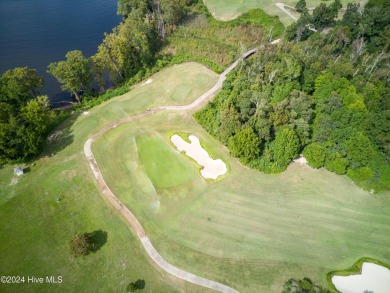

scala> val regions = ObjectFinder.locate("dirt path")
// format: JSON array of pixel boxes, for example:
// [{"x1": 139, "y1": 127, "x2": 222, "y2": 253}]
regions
[
  {"x1": 275, "y1": 2, "x2": 298, "y2": 21},
  {"x1": 84, "y1": 48, "x2": 262, "y2": 292}
]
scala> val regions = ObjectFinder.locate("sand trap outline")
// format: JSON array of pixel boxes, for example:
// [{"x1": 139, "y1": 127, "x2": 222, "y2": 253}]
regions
[
  {"x1": 332, "y1": 262, "x2": 390, "y2": 293},
  {"x1": 171, "y1": 134, "x2": 227, "y2": 180}
]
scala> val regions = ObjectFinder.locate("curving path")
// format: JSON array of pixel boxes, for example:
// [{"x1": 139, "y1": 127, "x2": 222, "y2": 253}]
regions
[
  {"x1": 275, "y1": 2, "x2": 298, "y2": 21},
  {"x1": 84, "y1": 47, "x2": 262, "y2": 293}
]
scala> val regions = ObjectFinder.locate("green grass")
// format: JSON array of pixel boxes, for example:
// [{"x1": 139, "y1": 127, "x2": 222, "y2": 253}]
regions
[
  {"x1": 2, "y1": 59, "x2": 389, "y2": 292},
  {"x1": 326, "y1": 257, "x2": 390, "y2": 292},
  {"x1": 203, "y1": 0, "x2": 365, "y2": 26},
  {"x1": 136, "y1": 132, "x2": 197, "y2": 189},
  {"x1": 0, "y1": 63, "x2": 218, "y2": 293},
  {"x1": 93, "y1": 103, "x2": 390, "y2": 291}
]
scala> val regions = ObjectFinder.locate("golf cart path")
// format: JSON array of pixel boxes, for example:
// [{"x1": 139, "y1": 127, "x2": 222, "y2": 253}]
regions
[
  {"x1": 84, "y1": 46, "x2": 265, "y2": 292},
  {"x1": 275, "y1": 2, "x2": 298, "y2": 21}
]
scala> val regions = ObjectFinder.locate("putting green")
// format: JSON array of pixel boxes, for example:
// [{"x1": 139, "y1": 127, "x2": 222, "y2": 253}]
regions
[{"x1": 137, "y1": 133, "x2": 197, "y2": 189}]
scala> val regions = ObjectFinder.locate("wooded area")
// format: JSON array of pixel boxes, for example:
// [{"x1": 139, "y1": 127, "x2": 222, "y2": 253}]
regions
[{"x1": 196, "y1": 0, "x2": 390, "y2": 191}]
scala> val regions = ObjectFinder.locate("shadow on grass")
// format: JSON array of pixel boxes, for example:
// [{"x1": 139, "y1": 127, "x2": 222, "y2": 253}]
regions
[
  {"x1": 39, "y1": 111, "x2": 80, "y2": 158},
  {"x1": 126, "y1": 279, "x2": 145, "y2": 292},
  {"x1": 135, "y1": 279, "x2": 145, "y2": 290},
  {"x1": 88, "y1": 230, "x2": 108, "y2": 253}
]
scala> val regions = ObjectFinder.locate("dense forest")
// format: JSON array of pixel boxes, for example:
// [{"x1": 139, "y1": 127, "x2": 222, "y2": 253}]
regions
[{"x1": 196, "y1": 0, "x2": 390, "y2": 191}]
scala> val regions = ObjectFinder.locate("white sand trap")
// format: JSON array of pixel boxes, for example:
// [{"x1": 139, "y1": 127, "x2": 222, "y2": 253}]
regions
[
  {"x1": 332, "y1": 262, "x2": 390, "y2": 293},
  {"x1": 141, "y1": 78, "x2": 153, "y2": 87},
  {"x1": 170, "y1": 134, "x2": 227, "y2": 179},
  {"x1": 293, "y1": 155, "x2": 307, "y2": 165}
]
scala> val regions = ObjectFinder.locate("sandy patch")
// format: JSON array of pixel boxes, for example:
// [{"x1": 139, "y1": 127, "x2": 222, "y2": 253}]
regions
[
  {"x1": 141, "y1": 78, "x2": 153, "y2": 87},
  {"x1": 82, "y1": 111, "x2": 89, "y2": 116},
  {"x1": 293, "y1": 155, "x2": 307, "y2": 165},
  {"x1": 332, "y1": 262, "x2": 390, "y2": 293},
  {"x1": 170, "y1": 134, "x2": 227, "y2": 179}
]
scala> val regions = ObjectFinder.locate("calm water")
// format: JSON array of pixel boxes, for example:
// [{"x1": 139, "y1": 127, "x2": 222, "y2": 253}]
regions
[{"x1": 0, "y1": 0, "x2": 121, "y2": 104}]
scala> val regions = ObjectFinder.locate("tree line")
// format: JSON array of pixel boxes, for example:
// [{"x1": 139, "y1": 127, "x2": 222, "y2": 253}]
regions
[
  {"x1": 0, "y1": 0, "x2": 192, "y2": 163},
  {"x1": 48, "y1": 0, "x2": 192, "y2": 103},
  {"x1": 195, "y1": 0, "x2": 390, "y2": 191}
]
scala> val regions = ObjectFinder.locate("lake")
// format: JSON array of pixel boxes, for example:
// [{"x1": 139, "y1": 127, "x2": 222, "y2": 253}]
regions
[{"x1": 0, "y1": 0, "x2": 121, "y2": 104}]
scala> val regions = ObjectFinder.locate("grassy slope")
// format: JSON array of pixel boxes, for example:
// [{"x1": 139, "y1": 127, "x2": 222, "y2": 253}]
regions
[
  {"x1": 93, "y1": 95, "x2": 390, "y2": 292},
  {"x1": 0, "y1": 63, "x2": 218, "y2": 293},
  {"x1": 203, "y1": 0, "x2": 364, "y2": 25},
  {"x1": 162, "y1": 8, "x2": 283, "y2": 73}
]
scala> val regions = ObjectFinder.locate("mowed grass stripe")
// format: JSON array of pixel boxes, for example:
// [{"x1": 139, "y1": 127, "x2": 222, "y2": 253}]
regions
[{"x1": 89, "y1": 64, "x2": 390, "y2": 291}]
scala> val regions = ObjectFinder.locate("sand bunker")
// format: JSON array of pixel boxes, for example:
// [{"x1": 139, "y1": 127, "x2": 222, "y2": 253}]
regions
[
  {"x1": 332, "y1": 262, "x2": 390, "y2": 293},
  {"x1": 170, "y1": 134, "x2": 227, "y2": 179},
  {"x1": 293, "y1": 155, "x2": 307, "y2": 165},
  {"x1": 141, "y1": 78, "x2": 153, "y2": 87}
]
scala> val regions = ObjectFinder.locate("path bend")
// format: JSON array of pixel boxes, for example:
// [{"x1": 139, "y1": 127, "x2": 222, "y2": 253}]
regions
[{"x1": 84, "y1": 47, "x2": 264, "y2": 292}]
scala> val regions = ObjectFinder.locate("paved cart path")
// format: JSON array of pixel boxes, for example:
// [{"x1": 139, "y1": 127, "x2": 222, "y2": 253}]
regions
[
  {"x1": 276, "y1": 3, "x2": 298, "y2": 21},
  {"x1": 84, "y1": 46, "x2": 266, "y2": 292}
]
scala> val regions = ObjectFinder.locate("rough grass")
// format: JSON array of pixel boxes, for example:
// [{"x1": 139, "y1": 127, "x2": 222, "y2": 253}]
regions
[
  {"x1": 0, "y1": 63, "x2": 218, "y2": 293},
  {"x1": 93, "y1": 93, "x2": 390, "y2": 291},
  {"x1": 163, "y1": 12, "x2": 272, "y2": 72},
  {"x1": 203, "y1": 0, "x2": 365, "y2": 26}
]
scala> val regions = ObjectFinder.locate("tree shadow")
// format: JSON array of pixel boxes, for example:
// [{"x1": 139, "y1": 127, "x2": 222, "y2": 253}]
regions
[
  {"x1": 88, "y1": 230, "x2": 108, "y2": 253},
  {"x1": 126, "y1": 279, "x2": 146, "y2": 292},
  {"x1": 39, "y1": 110, "x2": 80, "y2": 159},
  {"x1": 134, "y1": 279, "x2": 145, "y2": 290}
]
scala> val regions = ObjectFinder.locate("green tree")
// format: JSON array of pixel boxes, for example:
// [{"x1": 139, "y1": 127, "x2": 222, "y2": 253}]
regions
[
  {"x1": 18, "y1": 96, "x2": 50, "y2": 158},
  {"x1": 362, "y1": 0, "x2": 390, "y2": 52},
  {"x1": 126, "y1": 282, "x2": 137, "y2": 292},
  {"x1": 344, "y1": 132, "x2": 375, "y2": 168},
  {"x1": 228, "y1": 127, "x2": 261, "y2": 164},
  {"x1": 331, "y1": 0, "x2": 342, "y2": 13},
  {"x1": 161, "y1": 0, "x2": 185, "y2": 32},
  {"x1": 69, "y1": 233, "x2": 95, "y2": 257},
  {"x1": 303, "y1": 143, "x2": 326, "y2": 168},
  {"x1": 271, "y1": 128, "x2": 300, "y2": 167},
  {"x1": 325, "y1": 152, "x2": 349, "y2": 174},
  {"x1": 0, "y1": 67, "x2": 44, "y2": 107},
  {"x1": 117, "y1": 0, "x2": 149, "y2": 18},
  {"x1": 47, "y1": 50, "x2": 93, "y2": 103},
  {"x1": 217, "y1": 105, "x2": 242, "y2": 144},
  {"x1": 341, "y1": 3, "x2": 362, "y2": 38},
  {"x1": 312, "y1": 3, "x2": 337, "y2": 29},
  {"x1": 295, "y1": 0, "x2": 307, "y2": 13}
]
